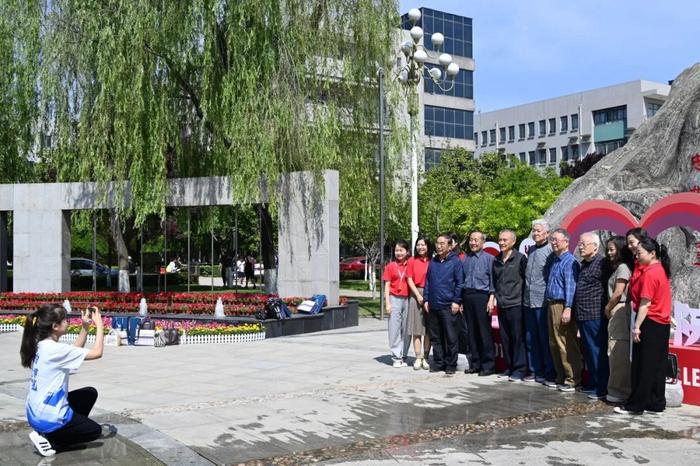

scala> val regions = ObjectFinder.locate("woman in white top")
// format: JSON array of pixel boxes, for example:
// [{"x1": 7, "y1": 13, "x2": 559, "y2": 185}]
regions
[{"x1": 20, "y1": 304, "x2": 104, "y2": 457}]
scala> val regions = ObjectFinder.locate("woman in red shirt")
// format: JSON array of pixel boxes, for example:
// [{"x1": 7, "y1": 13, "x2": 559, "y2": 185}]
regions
[
  {"x1": 407, "y1": 236, "x2": 433, "y2": 370},
  {"x1": 615, "y1": 236, "x2": 672, "y2": 415},
  {"x1": 383, "y1": 240, "x2": 411, "y2": 368}
]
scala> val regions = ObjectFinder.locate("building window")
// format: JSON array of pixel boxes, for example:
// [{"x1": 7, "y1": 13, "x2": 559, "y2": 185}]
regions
[
  {"x1": 489, "y1": 129, "x2": 496, "y2": 145},
  {"x1": 560, "y1": 116, "x2": 568, "y2": 132},
  {"x1": 571, "y1": 114, "x2": 579, "y2": 131},
  {"x1": 424, "y1": 105, "x2": 474, "y2": 140},
  {"x1": 646, "y1": 101, "x2": 662, "y2": 118},
  {"x1": 528, "y1": 151, "x2": 536, "y2": 165},
  {"x1": 474, "y1": 133, "x2": 478, "y2": 145},
  {"x1": 508, "y1": 125, "x2": 515, "y2": 142},
  {"x1": 424, "y1": 68, "x2": 473, "y2": 99},
  {"x1": 549, "y1": 147, "x2": 557, "y2": 164},
  {"x1": 424, "y1": 147, "x2": 443, "y2": 171},
  {"x1": 548, "y1": 118, "x2": 556, "y2": 135},
  {"x1": 561, "y1": 146, "x2": 569, "y2": 162},
  {"x1": 481, "y1": 130, "x2": 487, "y2": 146},
  {"x1": 571, "y1": 144, "x2": 579, "y2": 159},
  {"x1": 405, "y1": 8, "x2": 473, "y2": 58},
  {"x1": 539, "y1": 120, "x2": 546, "y2": 136},
  {"x1": 499, "y1": 127, "x2": 506, "y2": 144},
  {"x1": 518, "y1": 123, "x2": 526, "y2": 140},
  {"x1": 595, "y1": 139, "x2": 626, "y2": 155},
  {"x1": 528, "y1": 122, "x2": 535, "y2": 138},
  {"x1": 537, "y1": 149, "x2": 547, "y2": 165},
  {"x1": 593, "y1": 106, "x2": 627, "y2": 125},
  {"x1": 519, "y1": 152, "x2": 526, "y2": 163}
]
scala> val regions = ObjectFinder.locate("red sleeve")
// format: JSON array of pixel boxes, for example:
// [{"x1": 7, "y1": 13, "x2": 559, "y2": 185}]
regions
[
  {"x1": 382, "y1": 262, "x2": 394, "y2": 282},
  {"x1": 406, "y1": 258, "x2": 415, "y2": 279}
]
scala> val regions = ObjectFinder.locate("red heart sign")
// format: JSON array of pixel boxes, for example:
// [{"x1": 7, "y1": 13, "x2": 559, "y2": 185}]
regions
[{"x1": 560, "y1": 192, "x2": 700, "y2": 252}]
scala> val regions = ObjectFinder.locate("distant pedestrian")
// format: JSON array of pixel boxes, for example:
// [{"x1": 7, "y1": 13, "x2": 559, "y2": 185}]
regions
[
  {"x1": 615, "y1": 237, "x2": 672, "y2": 415},
  {"x1": 383, "y1": 240, "x2": 411, "y2": 368},
  {"x1": 574, "y1": 232, "x2": 609, "y2": 400},
  {"x1": 490, "y1": 229, "x2": 528, "y2": 382},
  {"x1": 423, "y1": 233, "x2": 464, "y2": 375},
  {"x1": 20, "y1": 304, "x2": 105, "y2": 457},
  {"x1": 407, "y1": 236, "x2": 432, "y2": 370},
  {"x1": 545, "y1": 228, "x2": 582, "y2": 392},
  {"x1": 603, "y1": 235, "x2": 634, "y2": 404},
  {"x1": 244, "y1": 254, "x2": 256, "y2": 288},
  {"x1": 461, "y1": 231, "x2": 496, "y2": 376},
  {"x1": 524, "y1": 219, "x2": 556, "y2": 386}
]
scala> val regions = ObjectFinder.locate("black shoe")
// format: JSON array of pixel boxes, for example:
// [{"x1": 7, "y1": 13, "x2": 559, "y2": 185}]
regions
[
  {"x1": 465, "y1": 368, "x2": 480, "y2": 374},
  {"x1": 430, "y1": 367, "x2": 446, "y2": 373},
  {"x1": 445, "y1": 369, "x2": 456, "y2": 375},
  {"x1": 478, "y1": 369, "x2": 495, "y2": 376}
]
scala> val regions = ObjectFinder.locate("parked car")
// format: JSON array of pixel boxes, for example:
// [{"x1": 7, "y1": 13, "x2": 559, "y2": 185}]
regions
[
  {"x1": 70, "y1": 258, "x2": 119, "y2": 279},
  {"x1": 340, "y1": 256, "x2": 370, "y2": 276}
]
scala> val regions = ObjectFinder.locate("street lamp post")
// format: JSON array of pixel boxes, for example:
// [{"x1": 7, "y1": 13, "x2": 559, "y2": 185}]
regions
[{"x1": 398, "y1": 8, "x2": 459, "y2": 248}]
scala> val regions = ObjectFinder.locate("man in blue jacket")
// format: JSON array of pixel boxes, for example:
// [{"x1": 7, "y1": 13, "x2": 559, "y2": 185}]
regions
[{"x1": 424, "y1": 233, "x2": 464, "y2": 375}]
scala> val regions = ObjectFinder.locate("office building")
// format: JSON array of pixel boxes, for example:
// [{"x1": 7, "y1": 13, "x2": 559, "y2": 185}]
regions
[{"x1": 473, "y1": 80, "x2": 670, "y2": 171}]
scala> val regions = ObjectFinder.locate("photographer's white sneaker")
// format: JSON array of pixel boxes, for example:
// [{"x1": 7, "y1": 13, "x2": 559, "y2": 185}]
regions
[{"x1": 29, "y1": 431, "x2": 55, "y2": 457}]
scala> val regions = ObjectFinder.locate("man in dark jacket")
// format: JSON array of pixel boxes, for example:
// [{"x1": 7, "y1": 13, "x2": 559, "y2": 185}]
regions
[
  {"x1": 424, "y1": 233, "x2": 464, "y2": 375},
  {"x1": 489, "y1": 229, "x2": 528, "y2": 381}
]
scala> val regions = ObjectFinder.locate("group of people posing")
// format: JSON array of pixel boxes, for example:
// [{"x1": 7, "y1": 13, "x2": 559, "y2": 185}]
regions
[{"x1": 383, "y1": 221, "x2": 672, "y2": 416}]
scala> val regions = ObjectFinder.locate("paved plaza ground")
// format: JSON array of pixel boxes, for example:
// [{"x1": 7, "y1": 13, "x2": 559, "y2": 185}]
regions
[{"x1": 1, "y1": 318, "x2": 699, "y2": 465}]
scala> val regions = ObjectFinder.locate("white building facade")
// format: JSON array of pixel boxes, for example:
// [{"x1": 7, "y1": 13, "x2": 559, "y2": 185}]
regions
[{"x1": 474, "y1": 80, "x2": 670, "y2": 171}]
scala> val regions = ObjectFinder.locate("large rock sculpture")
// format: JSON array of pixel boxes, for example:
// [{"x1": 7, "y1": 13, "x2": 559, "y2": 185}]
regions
[{"x1": 545, "y1": 63, "x2": 700, "y2": 305}]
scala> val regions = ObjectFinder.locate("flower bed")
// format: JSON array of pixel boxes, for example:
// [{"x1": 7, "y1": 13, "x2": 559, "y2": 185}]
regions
[
  {"x1": 0, "y1": 292, "x2": 325, "y2": 317},
  {"x1": 0, "y1": 315, "x2": 265, "y2": 343}
]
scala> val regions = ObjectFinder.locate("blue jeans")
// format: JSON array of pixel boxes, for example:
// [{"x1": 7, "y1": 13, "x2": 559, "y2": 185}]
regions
[
  {"x1": 525, "y1": 307, "x2": 555, "y2": 381},
  {"x1": 578, "y1": 318, "x2": 610, "y2": 396}
]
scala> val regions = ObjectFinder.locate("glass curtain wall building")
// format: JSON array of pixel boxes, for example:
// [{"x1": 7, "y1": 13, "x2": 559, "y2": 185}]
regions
[{"x1": 400, "y1": 7, "x2": 476, "y2": 171}]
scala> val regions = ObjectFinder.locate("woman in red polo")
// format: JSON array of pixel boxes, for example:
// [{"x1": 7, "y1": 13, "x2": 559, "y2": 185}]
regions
[
  {"x1": 615, "y1": 236, "x2": 672, "y2": 415},
  {"x1": 383, "y1": 240, "x2": 411, "y2": 368},
  {"x1": 407, "y1": 236, "x2": 433, "y2": 370}
]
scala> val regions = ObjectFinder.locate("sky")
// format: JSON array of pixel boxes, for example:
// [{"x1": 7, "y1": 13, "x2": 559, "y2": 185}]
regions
[{"x1": 399, "y1": 0, "x2": 700, "y2": 112}]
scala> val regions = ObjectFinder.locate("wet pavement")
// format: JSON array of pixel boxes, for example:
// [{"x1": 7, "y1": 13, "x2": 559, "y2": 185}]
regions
[{"x1": 1, "y1": 319, "x2": 699, "y2": 465}]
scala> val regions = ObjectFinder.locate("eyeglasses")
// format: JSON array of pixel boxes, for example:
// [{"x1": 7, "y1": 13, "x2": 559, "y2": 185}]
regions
[
  {"x1": 577, "y1": 241, "x2": 594, "y2": 247},
  {"x1": 549, "y1": 238, "x2": 566, "y2": 244}
]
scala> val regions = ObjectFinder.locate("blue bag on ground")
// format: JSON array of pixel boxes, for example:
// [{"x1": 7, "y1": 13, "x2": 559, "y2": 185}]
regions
[
  {"x1": 297, "y1": 294, "x2": 326, "y2": 315},
  {"x1": 265, "y1": 298, "x2": 291, "y2": 319}
]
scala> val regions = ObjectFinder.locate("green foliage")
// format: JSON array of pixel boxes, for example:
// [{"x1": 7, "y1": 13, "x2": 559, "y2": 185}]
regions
[
  {"x1": 419, "y1": 149, "x2": 572, "y2": 242},
  {"x1": 14, "y1": 0, "x2": 403, "y2": 229}
]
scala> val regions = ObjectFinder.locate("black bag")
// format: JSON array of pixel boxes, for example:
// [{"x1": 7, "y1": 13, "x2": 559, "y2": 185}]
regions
[
  {"x1": 264, "y1": 298, "x2": 291, "y2": 320},
  {"x1": 254, "y1": 309, "x2": 267, "y2": 320},
  {"x1": 666, "y1": 353, "x2": 679, "y2": 382},
  {"x1": 140, "y1": 318, "x2": 155, "y2": 331}
]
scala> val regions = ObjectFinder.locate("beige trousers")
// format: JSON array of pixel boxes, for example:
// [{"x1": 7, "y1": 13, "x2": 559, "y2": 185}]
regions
[
  {"x1": 548, "y1": 301, "x2": 583, "y2": 386},
  {"x1": 607, "y1": 301, "x2": 632, "y2": 400}
]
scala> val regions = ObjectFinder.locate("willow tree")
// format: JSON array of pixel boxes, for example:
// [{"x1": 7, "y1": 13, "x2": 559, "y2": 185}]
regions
[{"x1": 15, "y1": 0, "x2": 404, "y2": 291}]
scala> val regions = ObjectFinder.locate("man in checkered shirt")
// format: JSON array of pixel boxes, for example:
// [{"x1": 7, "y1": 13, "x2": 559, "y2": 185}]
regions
[{"x1": 574, "y1": 232, "x2": 609, "y2": 400}]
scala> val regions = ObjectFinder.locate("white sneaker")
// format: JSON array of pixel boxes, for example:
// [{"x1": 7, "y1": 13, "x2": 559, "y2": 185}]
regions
[
  {"x1": 393, "y1": 359, "x2": 407, "y2": 368},
  {"x1": 422, "y1": 358, "x2": 430, "y2": 370},
  {"x1": 29, "y1": 431, "x2": 56, "y2": 457},
  {"x1": 413, "y1": 358, "x2": 423, "y2": 370}
]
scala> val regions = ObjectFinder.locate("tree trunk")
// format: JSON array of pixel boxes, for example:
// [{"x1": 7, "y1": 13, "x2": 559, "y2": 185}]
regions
[
  {"x1": 255, "y1": 203, "x2": 276, "y2": 293},
  {"x1": 109, "y1": 210, "x2": 131, "y2": 292}
]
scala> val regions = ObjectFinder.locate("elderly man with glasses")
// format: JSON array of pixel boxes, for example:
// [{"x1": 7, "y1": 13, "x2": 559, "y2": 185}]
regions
[
  {"x1": 574, "y1": 232, "x2": 610, "y2": 400},
  {"x1": 545, "y1": 228, "x2": 582, "y2": 392}
]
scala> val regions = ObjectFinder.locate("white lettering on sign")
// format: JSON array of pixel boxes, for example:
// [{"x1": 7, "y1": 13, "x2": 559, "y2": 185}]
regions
[
  {"x1": 682, "y1": 367, "x2": 700, "y2": 387},
  {"x1": 673, "y1": 301, "x2": 700, "y2": 347}
]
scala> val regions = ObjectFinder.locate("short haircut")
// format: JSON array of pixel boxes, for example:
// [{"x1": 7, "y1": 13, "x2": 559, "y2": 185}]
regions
[
  {"x1": 531, "y1": 218, "x2": 550, "y2": 231},
  {"x1": 499, "y1": 229, "x2": 517, "y2": 242},
  {"x1": 581, "y1": 231, "x2": 600, "y2": 249},
  {"x1": 551, "y1": 228, "x2": 570, "y2": 241},
  {"x1": 470, "y1": 230, "x2": 486, "y2": 242}
]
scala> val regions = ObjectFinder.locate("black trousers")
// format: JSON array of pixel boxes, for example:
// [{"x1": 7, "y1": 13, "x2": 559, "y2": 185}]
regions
[
  {"x1": 498, "y1": 306, "x2": 527, "y2": 378},
  {"x1": 428, "y1": 307, "x2": 460, "y2": 371},
  {"x1": 45, "y1": 387, "x2": 101, "y2": 450},
  {"x1": 626, "y1": 318, "x2": 670, "y2": 413},
  {"x1": 463, "y1": 290, "x2": 495, "y2": 372}
]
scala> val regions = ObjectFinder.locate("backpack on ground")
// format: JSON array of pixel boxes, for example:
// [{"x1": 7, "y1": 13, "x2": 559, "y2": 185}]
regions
[
  {"x1": 297, "y1": 294, "x2": 326, "y2": 315},
  {"x1": 265, "y1": 298, "x2": 291, "y2": 320}
]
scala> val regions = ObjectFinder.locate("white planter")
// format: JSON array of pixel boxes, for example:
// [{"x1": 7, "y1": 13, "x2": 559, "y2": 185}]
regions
[
  {"x1": 180, "y1": 331, "x2": 265, "y2": 345},
  {"x1": 0, "y1": 323, "x2": 23, "y2": 333}
]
